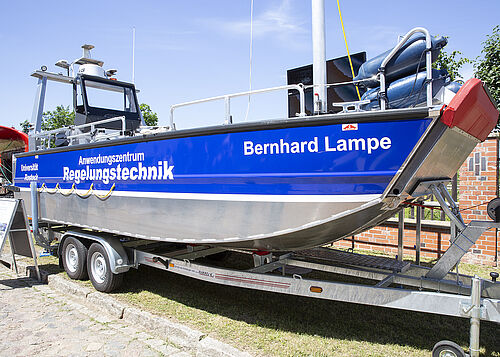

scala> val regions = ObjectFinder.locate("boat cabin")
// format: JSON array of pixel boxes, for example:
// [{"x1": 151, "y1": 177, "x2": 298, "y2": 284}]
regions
[
  {"x1": 73, "y1": 74, "x2": 141, "y2": 131},
  {"x1": 29, "y1": 45, "x2": 143, "y2": 150}
]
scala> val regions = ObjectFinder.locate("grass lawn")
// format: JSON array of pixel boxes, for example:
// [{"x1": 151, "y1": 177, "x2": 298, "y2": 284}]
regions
[{"x1": 30, "y1": 248, "x2": 500, "y2": 356}]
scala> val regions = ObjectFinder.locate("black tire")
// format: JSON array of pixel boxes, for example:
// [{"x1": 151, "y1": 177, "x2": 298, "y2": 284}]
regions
[
  {"x1": 61, "y1": 237, "x2": 88, "y2": 280},
  {"x1": 87, "y1": 243, "x2": 123, "y2": 292},
  {"x1": 432, "y1": 340, "x2": 466, "y2": 357}
]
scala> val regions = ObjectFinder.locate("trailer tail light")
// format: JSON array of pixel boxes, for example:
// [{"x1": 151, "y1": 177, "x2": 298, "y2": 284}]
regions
[{"x1": 310, "y1": 286, "x2": 323, "y2": 293}]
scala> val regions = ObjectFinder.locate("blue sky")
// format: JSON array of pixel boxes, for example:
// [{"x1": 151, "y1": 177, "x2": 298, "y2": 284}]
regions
[{"x1": 1, "y1": 0, "x2": 498, "y2": 130}]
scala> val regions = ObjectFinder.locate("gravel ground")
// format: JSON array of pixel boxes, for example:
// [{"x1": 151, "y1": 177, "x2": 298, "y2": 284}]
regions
[{"x1": 0, "y1": 263, "x2": 193, "y2": 356}]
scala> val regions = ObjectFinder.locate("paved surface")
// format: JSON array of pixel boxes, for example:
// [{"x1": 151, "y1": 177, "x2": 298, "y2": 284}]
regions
[{"x1": 0, "y1": 264, "x2": 190, "y2": 356}]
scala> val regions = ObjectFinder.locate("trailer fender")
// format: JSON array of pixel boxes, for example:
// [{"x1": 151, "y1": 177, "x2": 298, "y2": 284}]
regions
[{"x1": 59, "y1": 231, "x2": 131, "y2": 274}]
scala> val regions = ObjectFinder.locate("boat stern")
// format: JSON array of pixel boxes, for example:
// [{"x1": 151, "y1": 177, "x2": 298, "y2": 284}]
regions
[{"x1": 390, "y1": 78, "x2": 499, "y2": 199}]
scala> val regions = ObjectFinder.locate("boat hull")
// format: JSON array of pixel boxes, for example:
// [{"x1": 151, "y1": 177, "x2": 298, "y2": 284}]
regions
[
  {"x1": 14, "y1": 108, "x2": 434, "y2": 250},
  {"x1": 13, "y1": 119, "x2": 471, "y2": 251}
]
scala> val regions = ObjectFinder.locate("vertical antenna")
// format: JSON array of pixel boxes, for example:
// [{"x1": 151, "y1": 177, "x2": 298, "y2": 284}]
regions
[
  {"x1": 312, "y1": 0, "x2": 326, "y2": 114},
  {"x1": 132, "y1": 27, "x2": 136, "y2": 83},
  {"x1": 244, "y1": 0, "x2": 254, "y2": 122}
]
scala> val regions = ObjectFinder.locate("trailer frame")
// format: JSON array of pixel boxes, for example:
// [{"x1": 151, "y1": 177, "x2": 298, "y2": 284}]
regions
[{"x1": 51, "y1": 226, "x2": 500, "y2": 357}]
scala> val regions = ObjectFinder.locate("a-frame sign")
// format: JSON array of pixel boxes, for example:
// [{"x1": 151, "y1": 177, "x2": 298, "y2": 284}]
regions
[{"x1": 0, "y1": 198, "x2": 40, "y2": 281}]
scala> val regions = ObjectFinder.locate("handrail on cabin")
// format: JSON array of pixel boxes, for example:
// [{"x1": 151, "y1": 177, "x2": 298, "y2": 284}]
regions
[{"x1": 31, "y1": 116, "x2": 127, "y2": 149}]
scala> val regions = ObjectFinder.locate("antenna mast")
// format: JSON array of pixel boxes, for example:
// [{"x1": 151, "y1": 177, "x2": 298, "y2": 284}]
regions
[
  {"x1": 132, "y1": 27, "x2": 136, "y2": 83},
  {"x1": 312, "y1": 0, "x2": 326, "y2": 114}
]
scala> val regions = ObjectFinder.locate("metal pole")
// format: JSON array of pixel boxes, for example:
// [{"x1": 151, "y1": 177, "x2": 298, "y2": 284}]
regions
[
  {"x1": 425, "y1": 37, "x2": 433, "y2": 108},
  {"x1": 469, "y1": 276, "x2": 481, "y2": 357},
  {"x1": 132, "y1": 27, "x2": 136, "y2": 84},
  {"x1": 29, "y1": 77, "x2": 47, "y2": 151},
  {"x1": 169, "y1": 108, "x2": 176, "y2": 131},
  {"x1": 431, "y1": 184, "x2": 466, "y2": 231},
  {"x1": 398, "y1": 210, "x2": 404, "y2": 261},
  {"x1": 25, "y1": 201, "x2": 42, "y2": 279},
  {"x1": 379, "y1": 72, "x2": 387, "y2": 111},
  {"x1": 416, "y1": 206, "x2": 421, "y2": 265},
  {"x1": 298, "y1": 84, "x2": 306, "y2": 117},
  {"x1": 8, "y1": 232, "x2": 18, "y2": 275},
  {"x1": 312, "y1": 0, "x2": 326, "y2": 114},
  {"x1": 452, "y1": 173, "x2": 458, "y2": 201},
  {"x1": 30, "y1": 182, "x2": 39, "y2": 243},
  {"x1": 224, "y1": 96, "x2": 231, "y2": 124}
]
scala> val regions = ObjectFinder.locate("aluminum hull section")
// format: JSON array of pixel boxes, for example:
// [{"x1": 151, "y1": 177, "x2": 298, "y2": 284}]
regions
[
  {"x1": 18, "y1": 188, "x2": 380, "y2": 249},
  {"x1": 392, "y1": 121, "x2": 480, "y2": 197}
]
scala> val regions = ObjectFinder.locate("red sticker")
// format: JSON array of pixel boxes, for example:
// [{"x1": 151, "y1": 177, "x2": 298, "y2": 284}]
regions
[{"x1": 342, "y1": 123, "x2": 358, "y2": 131}]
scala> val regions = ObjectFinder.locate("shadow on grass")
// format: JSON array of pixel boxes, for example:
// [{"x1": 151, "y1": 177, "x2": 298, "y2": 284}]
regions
[{"x1": 113, "y1": 263, "x2": 499, "y2": 356}]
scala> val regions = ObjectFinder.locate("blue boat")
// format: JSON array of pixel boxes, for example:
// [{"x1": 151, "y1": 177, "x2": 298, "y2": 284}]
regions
[{"x1": 13, "y1": 29, "x2": 499, "y2": 252}]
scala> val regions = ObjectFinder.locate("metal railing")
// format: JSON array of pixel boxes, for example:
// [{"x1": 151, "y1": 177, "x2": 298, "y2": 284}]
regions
[
  {"x1": 31, "y1": 116, "x2": 126, "y2": 149},
  {"x1": 379, "y1": 27, "x2": 433, "y2": 110},
  {"x1": 169, "y1": 84, "x2": 306, "y2": 130},
  {"x1": 304, "y1": 79, "x2": 373, "y2": 113},
  {"x1": 168, "y1": 27, "x2": 435, "y2": 129}
]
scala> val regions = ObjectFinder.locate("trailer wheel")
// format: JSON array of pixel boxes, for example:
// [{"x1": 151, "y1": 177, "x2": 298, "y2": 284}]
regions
[
  {"x1": 432, "y1": 340, "x2": 466, "y2": 357},
  {"x1": 62, "y1": 237, "x2": 88, "y2": 280},
  {"x1": 87, "y1": 243, "x2": 123, "y2": 292}
]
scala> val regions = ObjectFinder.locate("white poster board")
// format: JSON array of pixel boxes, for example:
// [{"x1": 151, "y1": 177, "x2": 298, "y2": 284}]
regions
[
  {"x1": 0, "y1": 198, "x2": 40, "y2": 280},
  {"x1": 0, "y1": 199, "x2": 17, "y2": 248}
]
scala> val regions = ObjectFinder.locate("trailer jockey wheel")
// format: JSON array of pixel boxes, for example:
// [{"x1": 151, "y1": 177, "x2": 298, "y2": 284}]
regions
[
  {"x1": 487, "y1": 197, "x2": 500, "y2": 222},
  {"x1": 432, "y1": 340, "x2": 466, "y2": 357},
  {"x1": 62, "y1": 237, "x2": 88, "y2": 280},
  {"x1": 87, "y1": 243, "x2": 124, "y2": 293}
]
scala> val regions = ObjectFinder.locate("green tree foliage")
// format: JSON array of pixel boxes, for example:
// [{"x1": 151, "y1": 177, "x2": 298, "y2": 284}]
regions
[
  {"x1": 41, "y1": 105, "x2": 75, "y2": 131},
  {"x1": 20, "y1": 105, "x2": 75, "y2": 134},
  {"x1": 474, "y1": 25, "x2": 500, "y2": 107},
  {"x1": 20, "y1": 103, "x2": 159, "y2": 132},
  {"x1": 20, "y1": 119, "x2": 30, "y2": 134},
  {"x1": 433, "y1": 49, "x2": 470, "y2": 82},
  {"x1": 140, "y1": 103, "x2": 159, "y2": 126}
]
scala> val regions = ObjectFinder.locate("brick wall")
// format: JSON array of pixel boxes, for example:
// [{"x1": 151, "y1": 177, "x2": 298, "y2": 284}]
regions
[
  {"x1": 458, "y1": 135, "x2": 498, "y2": 265},
  {"x1": 333, "y1": 135, "x2": 499, "y2": 267}
]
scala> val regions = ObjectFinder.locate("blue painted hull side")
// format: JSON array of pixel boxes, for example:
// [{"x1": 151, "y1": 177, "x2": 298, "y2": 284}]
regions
[{"x1": 15, "y1": 118, "x2": 432, "y2": 197}]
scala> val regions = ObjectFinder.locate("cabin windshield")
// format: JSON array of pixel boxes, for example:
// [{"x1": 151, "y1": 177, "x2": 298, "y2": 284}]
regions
[{"x1": 83, "y1": 79, "x2": 137, "y2": 113}]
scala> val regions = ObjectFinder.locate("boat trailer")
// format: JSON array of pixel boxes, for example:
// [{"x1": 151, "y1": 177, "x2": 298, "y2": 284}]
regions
[
  {"x1": 32, "y1": 182, "x2": 499, "y2": 357},
  {"x1": 55, "y1": 227, "x2": 499, "y2": 357}
]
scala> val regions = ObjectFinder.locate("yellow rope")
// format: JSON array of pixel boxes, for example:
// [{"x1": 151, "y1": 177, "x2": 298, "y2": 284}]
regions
[
  {"x1": 45, "y1": 183, "x2": 58, "y2": 194},
  {"x1": 337, "y1": 0, "x2": 361, "y2": 100},
  {"x1": 59, "y1": 183, "x2": 76, "y2": 196},
  {"x1": 38, "y1": 181, "x2": 116, "y2": 200},
  {"x1": 39, "y1": 182, "x2": 58, "y2": 194},
  {"x1": 75, "y1": 183, "x2": 94, "y2": 198},
  {"x1": 95, "y1": 183, "x2": 116, "y2": 200}
]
